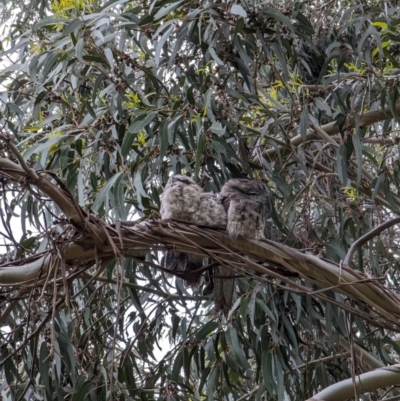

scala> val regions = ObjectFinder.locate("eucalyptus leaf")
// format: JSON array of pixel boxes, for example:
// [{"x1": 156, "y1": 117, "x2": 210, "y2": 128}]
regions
[{"x1": 231, "y1": 5, "x2": 247, "y2": 18}]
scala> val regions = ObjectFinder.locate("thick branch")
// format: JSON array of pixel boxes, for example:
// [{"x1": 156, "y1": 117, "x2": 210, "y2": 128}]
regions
[
  {"x1": 308, "y1": 365, "x2": 400, "y2": 401},
  {"x1": 0, "y1": 158, "x2": 85, "y2": 226},
  {"x1": 1, "y1": 220, "x2": 400, "y2": 330},
  {"x1": 0, "y1": 254, "x2": 51, "y2": 284}
]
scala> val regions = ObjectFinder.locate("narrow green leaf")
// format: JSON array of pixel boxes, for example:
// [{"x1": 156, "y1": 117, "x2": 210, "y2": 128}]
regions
[
  {"x1": 262, "y1": 351, "x2": 273, "y2": 394},
  {"x1": 231, "y1": 4, "x2": 247, "y2": 18},
  {"x1": 172, "y1": 314, "x2": 180, "y2": 340},
  {"x1": 92, "y1": 172, "x2": 122, "y2": 212},
  {"x1": 171, "y1": 350, "x2": 183, "y2": 381},
  {"x1": 325, "y1": 239, "x2": 347, "y2": 261},
  {"x1": 226, "y1": 327, "x2": 250, "y2": 370},
  {"x1": 196, "y1": 321, "x2": 219, "y2": 340},
  {"x1": 128, "y1": 112, "x2": 157, "y2": 133},
  {"x1": 117, "y1": 367, "x2": 126, "y2": 383},
  {"x1": 168, "y1": 24, "x2": 189, "y2": 68},
  {"x1": 100, "y1": 0, "x2": 130, "y2": 12},
  {"x1": 159, "y1": 119, "x2": 169, "y2": 160},
  {"x1": 39, "y1": 342, "x2": 52, "y2": 400},
  {"x1": 121, "y1": 131, "x2": 137, "y2": 158},
  {"x1": 129, "y1": 286, "x2": 144, "y2": 313},
  {"x1": 255, "y1": 299, "x2": 276, "y2": 322},
  {"x1": 123, "y1": 356, "x2": 137, "y2": 396},
  {"x1": 195, "y1": 134, "x2": 206, "y2": 180},
  {"x1": 23, "y1": 135, "x2": 65, "y2": 161},
  {"x1": 41, "y1": 52, "x2": 61, "y2": 81},
  {"x1": 104, "y1": 47, "x2": 114, "y2": 70},
  {"x1": 113, "y1": 173, "x2": 126, "y2": 218},
  {"x1": 154, "y1": 1, "x2": 184, "y2": 20},
  {"x1": 183, "y1": 347, "x2": 190, "y2": 382},
  {"x1": 206, "y1": 368, "x2": 216, "y2": 401},
  {"x1": 3, "y1": 356, "x2": 18, "y2": 388},
  {"x1": 64, "y1": 18, "x2": 84, "y2": 35},
  {"x1": 294, "y1": 12, "x2": 314, "y2": 35},
  {"x1": 264, "y1": 7, "x2": 295, "y2": 34},
  {"x1": 76, "y1": 38, "x2": 85, "y2": 63},
  {"x1": 139, "y1": 13, "x2": 154, "y2": 26},
  {"x1": 336, "y1": 143, "x2": 348, "y2": 184},
  {"x1": 77, "y1": 168, "x2": 84, "y2": 205},
  {"x1": 72, "y1": 378, "x2": 92, "y2": 401},
  {"x1": 34, "y1": 91, "x2": 47, "y2": 106},
  {"x1": 33, "y1": 17, "x2": 69, "y2": 29},
  {"x1": 234, "y1": 17, "x2": 245, "y2": 35},
  {"x1": 271, "y1": 42, "x2": 289, "y2": 81},
  {"x1": 199, "y1": 366, "x2": 211, "y2": 393},
  {"x1": 299, "y1": 108, "x2": 309, "y2": 141},
  {"x1": 84, "y1": 100, "x2": 96, "y2": 119},
  {"x1": 155, "y1": 26, "x2": 173, "y2": 66},
  {"x1": 53, "y1": 340, "x2": 62, "y2": 381},
  {"x1": 372, "y1": 172, "x2": 385, "y2": 200},
  {"x1": 352, "y1": 131, "x2": 363, "y2": 188},
  {"x1": 187, "y1": 85, "x2": 196, "y2": 104},
  {"x1": 210, "y1": 122, "x2": 226, "y2": 137},
  {"x1": 314, "y1": 97, "x2": 332, "y2": 115},
  {"x1": 276, "y1": 359, "x2": 284, "y2": 401},
  {"x1": 382, "y1": 178, "x2": 400, "y2": 212},
  {"x1": 256, "y1": 383, "x2": 266, "y2": 401}
]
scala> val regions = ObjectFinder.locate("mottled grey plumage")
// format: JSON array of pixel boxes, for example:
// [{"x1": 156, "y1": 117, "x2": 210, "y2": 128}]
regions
[
  {"x1": 213, "y1": 265, "x2": 236, "y2": 315},
  {"x1": 160, "y1": 175, "x2": 226, "y2": 287},
  {"x1": 220, "y1": 179, "x2": 269, "y2": 240},
  {"x1": 214, "y1": 179, "x2": 269, "y2": 314},
  {"x1": 160, "y1": 175, "x2": 270, "y2": 315},
  {"x1": 160, "y1": 175, "x2": 226, "y2": 228}
]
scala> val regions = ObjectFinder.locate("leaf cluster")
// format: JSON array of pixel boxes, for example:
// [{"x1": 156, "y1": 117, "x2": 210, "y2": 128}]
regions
[{"x1": 2, "y1": 0, "x2": 400, "y2": 400}]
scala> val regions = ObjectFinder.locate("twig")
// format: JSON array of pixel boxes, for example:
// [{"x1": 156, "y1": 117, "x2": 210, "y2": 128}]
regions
[
  {"x1": 236, "y1": 387, "x2": 259, "y2": 401},
  {"x1": 296, "y1": 353, "x2": 350, "y2": 371},
  {"x1": 343, "y1": 217, "x2": 400, "y2": 266}
]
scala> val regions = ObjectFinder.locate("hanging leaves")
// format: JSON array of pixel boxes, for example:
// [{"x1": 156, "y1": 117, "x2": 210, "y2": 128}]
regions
[{"x1": 2, "y1": 0, "x2": 400, "y2": 400}]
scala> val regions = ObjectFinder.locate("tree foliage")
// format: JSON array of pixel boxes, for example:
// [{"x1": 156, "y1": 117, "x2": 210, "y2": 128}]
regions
[{"x1": 2, "y1": 0, "x2": 400, "y2": 400}]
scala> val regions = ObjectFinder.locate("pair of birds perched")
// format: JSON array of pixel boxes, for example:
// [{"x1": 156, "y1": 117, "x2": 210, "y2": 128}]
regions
[{"x1": 160, "y1": 175, "x2": 269, "y2": 314}]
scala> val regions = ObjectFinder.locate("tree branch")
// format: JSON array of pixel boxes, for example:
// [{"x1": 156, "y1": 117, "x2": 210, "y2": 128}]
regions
[
  {"x1": 343, "y1": 217, "x2": 400, "y2": 266},
  {"x1": 0, "y1": 157, "x2": 85, "y2": 226},
  {"x1": 263, "y1": 105, "x2": 400, "y2": 160},
  {"x1": 0, "y1": 134, "x2": 39, "y2": 179},
  {"x1": 308, "y1": 365, "x2": 400, "y2": 401},
  {"x1": 2, "y1": 220, "x2": 400, "y2": 329}
]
